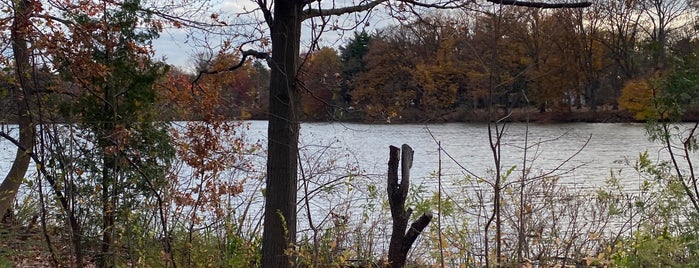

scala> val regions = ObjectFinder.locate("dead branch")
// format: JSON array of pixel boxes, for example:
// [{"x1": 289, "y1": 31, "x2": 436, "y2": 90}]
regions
[
  {"x1": 486, "y1": 0, "x2": 592, "y2": 8},
  {"x1": 387, "y1": 144, "x2": 432, "y2": 268}
]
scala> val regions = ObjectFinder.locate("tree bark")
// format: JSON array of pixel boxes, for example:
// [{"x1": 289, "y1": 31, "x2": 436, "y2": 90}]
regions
[
  {"x1": 261, "y1": 1, "x2": 302, "y2": 267},
  {"x1": 0, "y1": 0, "x2": 35, "y2": 222},
  {"x1": 387, "y1": 144, "x2": 432, "y2": 268},
  {"x1": 99, "y1": 126, "x2": 117, "y2": 268}
]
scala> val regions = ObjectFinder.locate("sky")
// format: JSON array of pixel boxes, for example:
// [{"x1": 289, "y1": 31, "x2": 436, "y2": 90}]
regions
[
  {"x1": 149, "y1": 0, "x2": 396, "y2": 70},
  {"x1": 152, "y1": 29, "x2": 196, "y2": 69}
]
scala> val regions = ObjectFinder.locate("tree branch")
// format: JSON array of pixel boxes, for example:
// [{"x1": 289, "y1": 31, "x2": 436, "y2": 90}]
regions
[
  {"x1": 302, "y1": 0, "x2": 592, "y2": 21},
  {"x1": 192, "y1": 49, "x2": 269, "y2": 85},
  {"x1": 402, "y1": 211, "x2": 433, "y2": 256},
  {"x1": 257, "y1": 0, "x2": 273, "y2": 26},
  {"x1": 102, "y1": 0, "x2": 228, "y2": 30},
  {"x1": 486, "y1": 0, "x2": 592, "y2": 8},
  {"x1": 302, "y1": 0, "x2": 388, "y2": 20},
  {"x1": 399, "y1": 0, "x2": 473, "y2": 9}
]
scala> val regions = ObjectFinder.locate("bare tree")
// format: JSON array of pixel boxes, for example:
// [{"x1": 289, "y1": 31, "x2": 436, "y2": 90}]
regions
[{"x1": 638, "y1": 0, "x2": 692, "y2": 69}]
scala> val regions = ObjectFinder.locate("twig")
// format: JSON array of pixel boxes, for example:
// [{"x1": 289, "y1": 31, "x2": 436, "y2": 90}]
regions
[
  {"x1": 0, "y1": 131, "x2": 84, "y2": 266},
  {"x1": 486, "y1": 0, "x2": 592, "y2": 8},
  {"x1": 192, "y1": 49, "x2": 269, "y2": 85}
]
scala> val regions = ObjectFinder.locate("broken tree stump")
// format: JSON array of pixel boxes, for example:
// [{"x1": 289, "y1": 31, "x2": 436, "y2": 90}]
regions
[{"x1": 387, "y1": 144, "x2": 433, "y2": 268}]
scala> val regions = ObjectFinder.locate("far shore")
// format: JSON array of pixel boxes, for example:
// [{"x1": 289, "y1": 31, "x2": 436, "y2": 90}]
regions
[{"x1": 5, "y1": 107, "x2": 699, "y2": 125}]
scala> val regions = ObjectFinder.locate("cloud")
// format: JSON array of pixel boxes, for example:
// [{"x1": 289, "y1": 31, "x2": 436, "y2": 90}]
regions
[
  {"x1": 219, "y1": 1, "x2": 258, "y2": 13},
  {"x1": 153, "y1": 28, "x2": 194, "y2": 69}
]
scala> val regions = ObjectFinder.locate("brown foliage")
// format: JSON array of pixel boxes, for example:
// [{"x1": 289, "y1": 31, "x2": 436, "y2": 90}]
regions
[{"x1": 300, "y1": 47, "x2": 343, "y2": 120}]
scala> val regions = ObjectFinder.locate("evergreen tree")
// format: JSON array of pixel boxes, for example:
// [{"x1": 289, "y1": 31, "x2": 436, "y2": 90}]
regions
[
  {"x1": 57, "y1": 0, "x2": 175, "y2": 266},
  {"x1": 339, "y1": 31, "x2": 371, "y2": 106}
]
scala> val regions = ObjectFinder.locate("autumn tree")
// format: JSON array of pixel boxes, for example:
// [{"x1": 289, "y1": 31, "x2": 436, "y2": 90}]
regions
[
  {"x1": 597, "y1": 0, "x2": 643, "y2": 107},
  {"x1": 637, "y1": 0, "x2": 692, "y2": 70},
  {"x1": 619, "y1": 77, "x2": 656, "y2": 120},
  {"x1": 351, "y1": 30, "x2": 419, "y2": 122},
  {"x1": 195, "y1": 51, "x2": 262, "y2": 118},
  {"x1": 463, "y1": 10, "x2": 528, "y2": 113},
  {"x1": 299, "y1": 47, "x2": 342, "y2": 120},
  {"x1": 408, "y1": 14, "x2": 469, "y2": 117},
  {"x1": 525, "y1": 9, "x2": 586, "y2": 112},
  {"x1": 557, "y1": 6, "x2": 607, "y2": 110},
  {"x1": 163, "y1": 67, "x2": 265, "y2": 266},
  {"x1": 0, "y1": 0, "x2": 36, "y2": 221},
  {"x1": 339, "y1": 31, "x2": 371, "y2": 108},
  {"x1": 461, "y1": 14, "x2": 498, "y2": 110},
  {"x1": 547, "y1": 9, "x2": 601, "y2": 110}
]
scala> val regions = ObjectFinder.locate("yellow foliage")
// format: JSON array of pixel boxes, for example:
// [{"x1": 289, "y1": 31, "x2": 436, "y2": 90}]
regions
[
  {"x1": 619, "y1": 78, "x2": 655, "y2": 120},
  {"x1": 411, "y1": 35, "x2": 463, "y2": 113},
  {"x1": 413, "y1": 62, "x2": 459, "y2": 111},
  {"x1": 239, "y1": 109, "x2": 252, "y2": 120}
]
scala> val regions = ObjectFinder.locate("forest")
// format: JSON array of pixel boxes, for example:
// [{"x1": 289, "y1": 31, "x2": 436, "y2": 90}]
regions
[
  {"x1": 1, "y1": 0, "x2": 699, "y2": 267},
  {"x1": 182, "y1": 4, "x2": 699, "y2": 124}
]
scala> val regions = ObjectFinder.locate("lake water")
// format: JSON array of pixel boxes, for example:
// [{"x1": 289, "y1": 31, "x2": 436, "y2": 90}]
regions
[
  {"x1": 241, "y1": 121, "x2": 673, "y2": 191},
  {"x1": 0, "y1": 122, "x2": 672, "y2": 189}
]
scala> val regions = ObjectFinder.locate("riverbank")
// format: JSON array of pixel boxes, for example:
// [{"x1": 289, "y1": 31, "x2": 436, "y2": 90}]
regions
[
  {"x1": 351, "y1": 107, "x2": 638, "y2": 124},
  {"x1": 442, "y1": 108, "x2": 637, "y2": 123},
  {"x1": 328, "y1": 106, "x2": 699, "y2": 124},
  {"x1": 6, "y1": 106, "x2": 698, "y2": 125}
]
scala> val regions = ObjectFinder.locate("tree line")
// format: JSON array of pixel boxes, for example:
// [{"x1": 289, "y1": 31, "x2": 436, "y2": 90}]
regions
[
  {"x1": 2, "y1": 3, "x2": 697, "y2": 124},
  {"x1": 292, "y1": 5, "x2": 698, "y2": 122},
  {"x1": 169, "y1": 1, "x2": 699, "y2": 123}
]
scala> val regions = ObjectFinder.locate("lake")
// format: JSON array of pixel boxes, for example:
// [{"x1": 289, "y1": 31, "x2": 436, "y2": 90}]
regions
[
  {"x1": 1, "y1": 121, "x2": 675, "y2": 207},
  {"x1": 0, "y1": 122, "x2": 672, "y2": 188},
  {"x1": 241, "y1": 121, "x2": 674, "y2": 191}
]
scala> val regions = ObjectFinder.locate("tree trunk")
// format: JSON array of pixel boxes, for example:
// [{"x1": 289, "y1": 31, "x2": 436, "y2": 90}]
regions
[
  {"x1": 261, "y1": 1, "x2": 302, "y2": 267},
  {"x1": 99, "y1": 146, "x2": 117, "y2": 268},
  {"x1": 0, "y1": 0, "x2": 35, "y2": 222},
  {"x1": 586, "y1": 80, "x2": 598, "y2": 111},
  {"x1": 387, "y1": 144, "x2": 432, "y2": 268}
]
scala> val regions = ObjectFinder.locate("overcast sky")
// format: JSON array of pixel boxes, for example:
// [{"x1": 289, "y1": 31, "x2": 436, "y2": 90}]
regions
[
  {"x1": 150, "y1": 1, "x2": 397, "y2": 70},
  {"x1": 152, "y1": 29, "x2": 194, "y2": 69}
]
